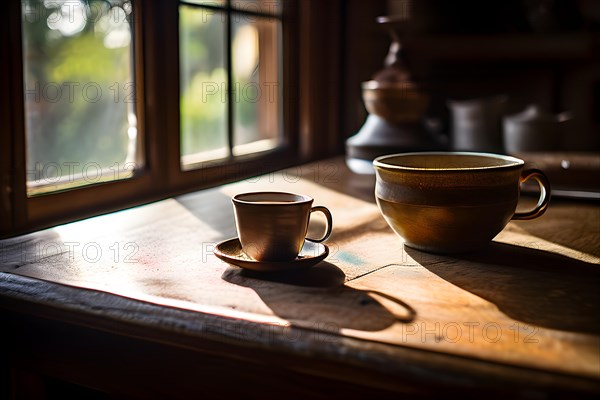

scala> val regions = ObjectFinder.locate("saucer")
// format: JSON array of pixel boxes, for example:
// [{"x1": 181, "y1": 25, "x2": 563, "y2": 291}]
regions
[{"x1": 213, "y1": 238, "x2": 329, "y2": 272}]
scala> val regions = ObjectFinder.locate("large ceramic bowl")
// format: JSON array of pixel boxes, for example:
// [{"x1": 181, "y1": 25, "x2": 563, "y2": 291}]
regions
[{"x1": 373, "y1": 152, "x2": 550, "y2": 253}]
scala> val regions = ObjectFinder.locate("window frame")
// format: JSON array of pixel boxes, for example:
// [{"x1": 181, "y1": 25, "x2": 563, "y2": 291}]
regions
[{"x1": 0, "y1": 0, "x2": 344, "y2": 238}]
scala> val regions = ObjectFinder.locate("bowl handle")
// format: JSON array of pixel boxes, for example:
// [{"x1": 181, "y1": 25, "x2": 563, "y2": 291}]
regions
[{"x1": 512, "y1": 169, "x2": 551, "y2": 221}]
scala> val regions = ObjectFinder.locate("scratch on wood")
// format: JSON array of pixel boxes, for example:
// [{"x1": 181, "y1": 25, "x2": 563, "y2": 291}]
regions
[{"x1": 345, "y1": 264, "x2": 396, "y2": 283}]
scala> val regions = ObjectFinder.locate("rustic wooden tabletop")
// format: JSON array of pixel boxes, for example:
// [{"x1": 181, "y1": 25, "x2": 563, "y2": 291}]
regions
[{"x1": 1, "y1": 156, "x2": 599, "y2": 397}]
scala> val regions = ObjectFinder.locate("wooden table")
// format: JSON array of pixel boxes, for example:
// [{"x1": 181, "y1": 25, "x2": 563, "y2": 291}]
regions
[{"x1": 1, "y1": 157, "x2": 599, "y2": 398}]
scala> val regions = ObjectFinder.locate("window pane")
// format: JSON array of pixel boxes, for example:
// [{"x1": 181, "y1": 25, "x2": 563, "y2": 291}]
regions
[
  {"x1": 180, "y1": 5, "x2": 228, "y2": 165},
  {"x1": 22, "y1": 0, "x2": 138, "y2": 195},
  {"x1": 232, "y1": 16, "x2": 282, "y2": 155}
]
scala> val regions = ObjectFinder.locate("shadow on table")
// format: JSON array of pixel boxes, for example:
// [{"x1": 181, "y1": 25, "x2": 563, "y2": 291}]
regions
[
  {"x1": 176, "y1": 189, "x2": 237, "y2": 239},
  {"x1": 512, "y1": 203, "x2": 600, "y2": 259},
  {"x1": 0, "y1": 230, "x2": 65, "y2": 271},
  {"x1": 406, "y1": 243, "x2": 600, "y2": 335},
  {"x1": 222, "y1": 261, "x2": 416, "y2": 332}
]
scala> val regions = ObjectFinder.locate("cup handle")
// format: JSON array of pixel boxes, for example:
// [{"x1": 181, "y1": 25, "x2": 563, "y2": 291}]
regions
[
  {"x1": 512, "y1": 169, "x2": 551, "y2": 221},
  {"x1": 306, "y1": 206, "x2": 333, "y2": 243}
]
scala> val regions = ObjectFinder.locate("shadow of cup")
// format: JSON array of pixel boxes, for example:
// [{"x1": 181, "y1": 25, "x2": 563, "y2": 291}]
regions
[
  {"x1": 405, "y1": 243, "x2": 600, "y2": 335},
  {"x1": 221, "y1": 262, "x2": 416, "y2": 332}
]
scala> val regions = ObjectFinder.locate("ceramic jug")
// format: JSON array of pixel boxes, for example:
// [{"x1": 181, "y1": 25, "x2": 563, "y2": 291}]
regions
[
  {"x1": 503, "y1": 105, "x2": 571, "y2": 153},
  {"x1": 448, "y1": 95, "x2": 508, "y2": 152}
]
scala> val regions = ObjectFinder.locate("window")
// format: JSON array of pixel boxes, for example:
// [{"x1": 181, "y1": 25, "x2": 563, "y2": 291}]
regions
[
  {"x1": 179, "y1": 0, "x2": 283, "y2": 167},
  {"x1": 22, "y1": 0, "x2": 140, "y2": 196},
  {"x1": 1, "y1": 0, "x2": 343, "y2": 237}
]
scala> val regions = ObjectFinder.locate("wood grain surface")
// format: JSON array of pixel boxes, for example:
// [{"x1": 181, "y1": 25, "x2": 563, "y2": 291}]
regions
[{"x1": 1, "y1": 157, "x2": 599, "y2": 385}]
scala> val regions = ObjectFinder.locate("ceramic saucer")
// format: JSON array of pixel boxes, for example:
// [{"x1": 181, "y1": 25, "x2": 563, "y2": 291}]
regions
[{"x1": 213, "y1": 238, "x2": 329, "y2": 272}]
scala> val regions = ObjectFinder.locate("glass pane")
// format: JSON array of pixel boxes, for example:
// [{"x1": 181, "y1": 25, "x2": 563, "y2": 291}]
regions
[
  {"x1": 232, "y1": 0, "x2": 282, "y2": 15},
  {"x1": 180, "y1": 5, "x2": 228, "y2": 165},
  {"x1": 232, "y1": 16, "x2": 282, "y2": 155},
  {"x1": 22, "y1": 0, "x2": 138, "y2": 195}
]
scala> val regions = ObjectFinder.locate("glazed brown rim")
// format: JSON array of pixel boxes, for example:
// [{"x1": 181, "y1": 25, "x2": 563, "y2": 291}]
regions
[
  {"x1": 373, "y1": 152, "x2": 524, "y2": 172},
  {"x1": 232, "y1": 192, "x2": 313, "y2": 205}
]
